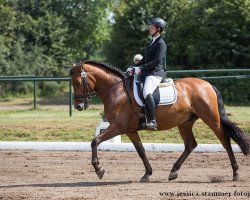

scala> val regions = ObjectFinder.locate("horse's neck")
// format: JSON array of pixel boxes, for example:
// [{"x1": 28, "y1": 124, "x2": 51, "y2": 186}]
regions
[{"x1": 92, "y1": 67, "x2": 121, "y2": 89}]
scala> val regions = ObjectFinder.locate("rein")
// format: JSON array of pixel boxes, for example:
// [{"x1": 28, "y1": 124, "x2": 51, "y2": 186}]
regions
[{"x1": 98, "y1": 79, "x2": 124, "y2": 96}]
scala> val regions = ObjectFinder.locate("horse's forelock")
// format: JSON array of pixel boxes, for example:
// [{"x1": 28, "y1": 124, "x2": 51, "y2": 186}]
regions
[{"x1": 69, "y1": 63, "x2": 82, "y2": 77}]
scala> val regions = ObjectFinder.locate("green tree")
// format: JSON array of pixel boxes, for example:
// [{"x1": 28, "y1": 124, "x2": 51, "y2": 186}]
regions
[
  {"x1": 51, "y1": 0, "x2": 116, "y2": 61},
  {"x1": 0, "y1": 0, "x2": 117, "y2": 96},
  {"x1": 0, "y1": 0, "x2": 69, "y2": 76},
  {"x1": 169, "y1": 0, "x2": 250, "y2": 68}
]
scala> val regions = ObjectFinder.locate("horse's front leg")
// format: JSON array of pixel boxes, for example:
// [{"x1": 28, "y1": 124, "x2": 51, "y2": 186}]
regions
[
  {"x1": 91, "y1": 137, "x2": 105, "y2": 179},
  {"x1": 126, "y1": 132, "x2": 152, "y2": 182},
  {"x1": 91, "y1": 124, "x2": 120, "y2": 179}
]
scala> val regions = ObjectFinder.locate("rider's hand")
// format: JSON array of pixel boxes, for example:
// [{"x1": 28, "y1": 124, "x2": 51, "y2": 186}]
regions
[
  {"x1": 126, "y1": 67, "x2": 134, "y2": 76},
  {"x1": 133, "y1": 66, "x2": 142, "y2": 75}
]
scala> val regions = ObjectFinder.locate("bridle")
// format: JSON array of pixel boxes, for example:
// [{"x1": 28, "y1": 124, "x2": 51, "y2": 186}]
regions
[
  {"x1": 72, "y1": 71, "x2": 95, "y2": 110},
  {"x1": 72, "y1": 70, "x2": 124, "y2": 110}
]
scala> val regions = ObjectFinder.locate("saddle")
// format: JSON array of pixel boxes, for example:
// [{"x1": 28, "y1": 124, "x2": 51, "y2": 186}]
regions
[
  {"x1": 133, "y1": 76, "x2": 177, "y2": 107},
  {"x1": 133, "y1": 75, "x2": 177, "y2": 130}
]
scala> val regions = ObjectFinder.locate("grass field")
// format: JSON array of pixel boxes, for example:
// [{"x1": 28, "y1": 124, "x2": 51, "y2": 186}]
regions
[{"x1": 0, "y1": 98, "x2": 249, "y2": 143}]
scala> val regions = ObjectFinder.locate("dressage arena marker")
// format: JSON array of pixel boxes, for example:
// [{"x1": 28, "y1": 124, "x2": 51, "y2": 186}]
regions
[{"x1": 96, "y1": 121, "x2": 121, "y2": 144}]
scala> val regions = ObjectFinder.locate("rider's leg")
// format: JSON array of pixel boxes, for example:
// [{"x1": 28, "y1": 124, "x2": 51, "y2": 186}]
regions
[
  {"x1": 143, "y1": 76, "x2": 162, "y2": 130},
  {"x1": 145, "y1": 94, "x2": 157, "y2": 130}
]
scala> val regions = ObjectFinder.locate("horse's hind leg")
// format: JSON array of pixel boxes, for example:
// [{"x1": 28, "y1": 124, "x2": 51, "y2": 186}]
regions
[
  {"x1": 219, "y1": 133, "x2": 239, "y2": 181},
  {"x1": 169, "y1": 121, "x2": 197, "y2": 181},
  {"x1": 195, "y1": 96, "x2": 239, "y2": 181},
  {"x1": 126, "y1": 132, "x2": 152, "y2": 182},
  {"x1": 201, "y1": 117, "x2": 239, "y2": 181}
]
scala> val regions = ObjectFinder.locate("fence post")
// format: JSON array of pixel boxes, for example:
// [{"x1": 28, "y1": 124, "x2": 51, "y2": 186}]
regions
[
  {"x1": 33, "y1": 80, "x2": 36, "y2": 110},
  {"x1": 69, "y1": 79, "x2": 72, "y2": 116}
]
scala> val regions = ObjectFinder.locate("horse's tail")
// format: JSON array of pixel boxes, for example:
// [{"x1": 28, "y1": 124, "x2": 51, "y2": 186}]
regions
[{"x1": 212, "y1": 85, "x2": 250, "y2": 156}]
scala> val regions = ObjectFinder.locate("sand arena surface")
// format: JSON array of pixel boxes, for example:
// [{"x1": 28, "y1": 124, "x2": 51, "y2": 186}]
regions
[{"x1": 0, "y1": 150, "x2": 249, "y2": 200}]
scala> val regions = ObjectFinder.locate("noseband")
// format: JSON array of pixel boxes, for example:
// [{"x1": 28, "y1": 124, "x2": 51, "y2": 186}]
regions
[{"x1": 72, "y1": 70, "x2": 123, "y2": 110}]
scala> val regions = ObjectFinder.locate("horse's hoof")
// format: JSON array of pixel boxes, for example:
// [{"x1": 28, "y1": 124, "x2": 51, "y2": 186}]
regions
[
  {"x1": 140, "y1": 176, "x2": 150, "y2": 183},
  {"x1": 168, "y1": 172, "x2": 178, "y2": 181},
  {"x1": 96, "y1": 167, "x2": 105, "y2": 179},
  {"x1": 233, "y1": 173, "x2": 239, "y2": 181}
]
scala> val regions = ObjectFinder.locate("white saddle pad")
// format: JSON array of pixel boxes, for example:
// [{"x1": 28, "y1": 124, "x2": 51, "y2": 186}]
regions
[{"x1": 133, "y1": 78, "x2": 177, "y2": 107}]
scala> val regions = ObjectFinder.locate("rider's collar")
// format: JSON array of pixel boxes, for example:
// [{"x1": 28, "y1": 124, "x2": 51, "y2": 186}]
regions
[{"x1": 151, "y1": 35, "x2": 160, "y2": 45}]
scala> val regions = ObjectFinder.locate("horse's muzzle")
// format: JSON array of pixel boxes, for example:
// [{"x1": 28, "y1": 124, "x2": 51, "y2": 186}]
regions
[
  {"x1": 74, "y1": 102, "x2": 89, "y2": 111},
  {"x1": 74, "y1": 103, "x2": 84, "y2": 111}
]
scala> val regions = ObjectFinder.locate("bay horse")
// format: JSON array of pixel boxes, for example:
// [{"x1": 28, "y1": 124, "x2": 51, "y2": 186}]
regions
[{"x1": 70, "y1": 60, "x2": 250, "y2": 182}]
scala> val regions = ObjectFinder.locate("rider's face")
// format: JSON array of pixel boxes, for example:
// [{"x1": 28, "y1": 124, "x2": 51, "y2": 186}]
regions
[{"x1": 149, "y1": 25, "x2": 157, "y2": 36}]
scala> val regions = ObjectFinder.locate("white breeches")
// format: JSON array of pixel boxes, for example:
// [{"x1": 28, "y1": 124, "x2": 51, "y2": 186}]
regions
[{"x1": 143, "y1": 76, "x2": 163, "y2": 99}]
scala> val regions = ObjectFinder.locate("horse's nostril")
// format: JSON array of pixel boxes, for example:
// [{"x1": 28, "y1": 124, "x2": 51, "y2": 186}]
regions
[{"x1": 77, "y1": 105, "x2": 82, "y2": 109}]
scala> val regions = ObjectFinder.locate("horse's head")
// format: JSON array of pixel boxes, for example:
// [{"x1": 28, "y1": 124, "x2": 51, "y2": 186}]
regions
[{"x1": 70, "y1": 63, "x2": 96, "y2": 111}]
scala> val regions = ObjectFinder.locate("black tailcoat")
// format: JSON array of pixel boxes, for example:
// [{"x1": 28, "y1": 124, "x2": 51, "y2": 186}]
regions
[{"x1": 135, "y1": 36, "x2": 167, "y2": 79}]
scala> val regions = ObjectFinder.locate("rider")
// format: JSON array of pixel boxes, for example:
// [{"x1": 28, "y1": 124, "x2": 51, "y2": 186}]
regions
[{"x1": 129, "y1": 18, "x2": 167, "y2": 130}]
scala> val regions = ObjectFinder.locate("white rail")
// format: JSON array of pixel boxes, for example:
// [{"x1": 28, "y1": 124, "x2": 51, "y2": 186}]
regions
[{"x1": 0, "y1": 141, "x2": 241, "y2": 153}]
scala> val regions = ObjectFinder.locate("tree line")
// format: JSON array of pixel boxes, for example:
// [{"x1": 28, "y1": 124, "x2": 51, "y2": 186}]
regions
[
  {"x1": 0, "y1": 0, "x2": 249, "y2": 103},
  {"x1": 105, "y1": 0, "x2": 250, "y2": 70}
]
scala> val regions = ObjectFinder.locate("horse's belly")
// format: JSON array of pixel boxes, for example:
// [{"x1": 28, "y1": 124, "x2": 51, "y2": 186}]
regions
[{"x1": 156, "y1": 105, "x2": 191, "y2": 130}]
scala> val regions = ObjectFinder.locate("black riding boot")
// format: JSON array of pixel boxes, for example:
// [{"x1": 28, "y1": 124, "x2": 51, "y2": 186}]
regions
[{"x1": 144, "y1": 94, "x2": 157, "y2": 130}]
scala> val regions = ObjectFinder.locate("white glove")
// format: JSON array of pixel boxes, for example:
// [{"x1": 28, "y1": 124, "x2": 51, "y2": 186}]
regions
[
  {"x1": 133, "y1": 67, "x2": 142, "y2": 75},
  {"x1": 126, "y1": 67, "x2": 134, "y2": 76}
]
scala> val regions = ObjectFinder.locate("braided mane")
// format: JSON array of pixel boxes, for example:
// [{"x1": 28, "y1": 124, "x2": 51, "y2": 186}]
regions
[{"x1": 83, "y1": 60, "x2": 126, "y2": 79}]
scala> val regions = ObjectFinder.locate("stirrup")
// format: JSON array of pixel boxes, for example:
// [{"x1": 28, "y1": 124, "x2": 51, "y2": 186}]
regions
[{"x1": 145, "y1": 119, "x2": 157, "y2": 130}]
